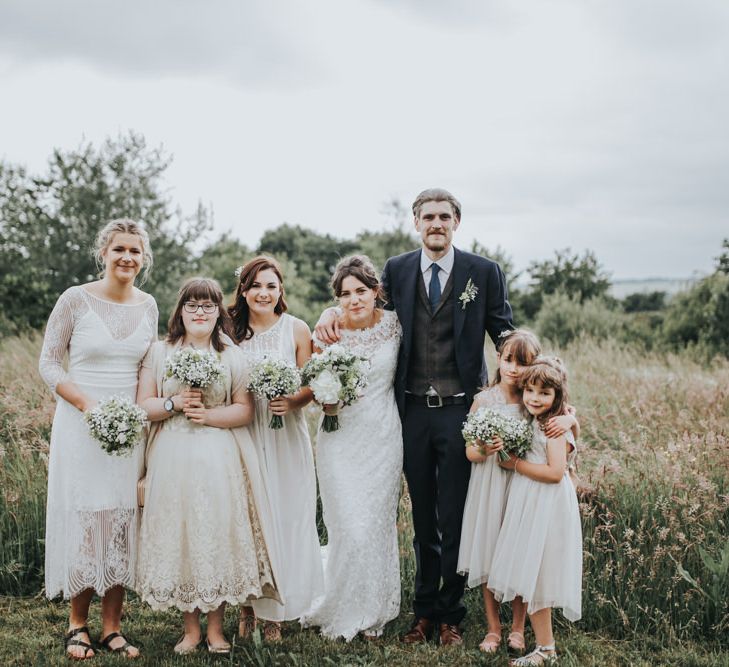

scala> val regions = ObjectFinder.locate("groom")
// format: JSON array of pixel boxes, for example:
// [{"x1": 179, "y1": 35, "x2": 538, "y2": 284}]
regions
[{"x1": 317, "y1": 188, "x2": 513, "y2": 645}]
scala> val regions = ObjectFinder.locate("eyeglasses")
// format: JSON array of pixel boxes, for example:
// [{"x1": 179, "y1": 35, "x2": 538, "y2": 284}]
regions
[{"x1": 183, "y1": 301, "x2": 218, "y2": 314}]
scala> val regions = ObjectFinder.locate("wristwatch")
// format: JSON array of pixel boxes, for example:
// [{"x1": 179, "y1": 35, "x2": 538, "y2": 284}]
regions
[{"x1": 164, "y1": 397, "x2": 175, "y2": 413}]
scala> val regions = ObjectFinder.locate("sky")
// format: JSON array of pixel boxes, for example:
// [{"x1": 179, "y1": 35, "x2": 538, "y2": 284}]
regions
[{"x1": 1, "y1": 0, "x2": 727, "y2": 280}]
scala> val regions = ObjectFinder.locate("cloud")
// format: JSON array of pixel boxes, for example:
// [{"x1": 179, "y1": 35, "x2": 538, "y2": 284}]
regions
[{"x1": 0, "y1": 0, "x2": 320, "y2": 87}]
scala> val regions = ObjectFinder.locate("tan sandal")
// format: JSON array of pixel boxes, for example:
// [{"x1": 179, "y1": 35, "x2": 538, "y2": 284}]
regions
[
  {"x1": 508, "y1": 630, "x2": 526, "y2": 653},
  {"x1": 263, "y1": 621, "x2": 282, "y2": 642},
  {"x1": 238, "y1": 607, "x2": 257, "y2": 640},
  {"x1": 478, "y1": 632, "x2": 501, "y2": 653}
]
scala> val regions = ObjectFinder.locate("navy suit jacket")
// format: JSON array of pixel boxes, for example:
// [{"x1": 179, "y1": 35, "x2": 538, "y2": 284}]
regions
[{"x1": 381, "y1": 247, "x2": 513, "y2": 417}]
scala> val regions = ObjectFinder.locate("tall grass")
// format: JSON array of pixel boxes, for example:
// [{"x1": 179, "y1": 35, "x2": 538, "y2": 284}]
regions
[{"x1": 0, "y1": 334, "x2": 727, "y2": 646}]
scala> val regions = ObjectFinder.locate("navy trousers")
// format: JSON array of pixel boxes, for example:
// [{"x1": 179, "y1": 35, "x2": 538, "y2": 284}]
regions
[{"x1": 402, "y1": 399, "x2": 471, "y2": 625}]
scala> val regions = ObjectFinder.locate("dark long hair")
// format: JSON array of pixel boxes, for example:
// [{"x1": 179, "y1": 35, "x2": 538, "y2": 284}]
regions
[
  {"x1": 330, "y1": 255, "x2": 385, "y2": 306},
  {"x1": 167, "y1": 277, "x2": 234, "y2": 353},
  {"x1": 228, "y1": 256, "x2": 288, "y2": 342}
]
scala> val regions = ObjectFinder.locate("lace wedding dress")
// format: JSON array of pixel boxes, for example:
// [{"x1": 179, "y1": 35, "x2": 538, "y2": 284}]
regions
[
  {"x1": 301, "y1": 309, "x2": 403, "y2": 640},
  {"x1": 39, "y1": 286, "x2": 158, "y2": 599},
  {"x1": 136, "y1": 342, "x2": 279, "y2": 612},
  {"x1": 238, "y1": 314, "x2": 324, "y2": 621}
]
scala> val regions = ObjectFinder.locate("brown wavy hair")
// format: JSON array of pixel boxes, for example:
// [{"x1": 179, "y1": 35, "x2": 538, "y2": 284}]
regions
[
  {"x1": 491, "y1": 329, "x2": 542, "y2": 386},
  {"x1": 518, "y1": 356, "x2": 569, "y2": 425},
  {"x1": 167, "y1": 277, "x2": 234, "y2": 353},
  {"x1": 228, "y1": 256, "x2": 288, "y2": 342},
  {"x1": 330, "y1": 255, "x2": 385, "y2": 306}
]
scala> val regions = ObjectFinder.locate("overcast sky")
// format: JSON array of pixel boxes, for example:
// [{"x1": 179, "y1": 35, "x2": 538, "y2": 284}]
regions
[{"x1": 1, "y1": 0, "x2": 727, "y2": 280}]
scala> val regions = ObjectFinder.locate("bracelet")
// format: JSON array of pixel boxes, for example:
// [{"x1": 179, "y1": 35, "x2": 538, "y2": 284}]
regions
[{"x1": 514, "y1": 459, "x2": 520, "y2": 474}]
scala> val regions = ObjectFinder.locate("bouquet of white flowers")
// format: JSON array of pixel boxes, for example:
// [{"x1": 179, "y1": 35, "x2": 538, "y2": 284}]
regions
[
  {"x1": 247, "y1": 357, "x2": 302, "y2": 429},
  {"x1": 462, "y1": 407, "x2": 533, "y2": 461},
  {"x1": 84, "y1": 395, "x2": 147, "y2": 456},
  {"x1": 164, "y1": 348, "x2": 224, "y2": 389},
  {"x1": 301, "y1": 344, "x2": 369, "y2": 432}
]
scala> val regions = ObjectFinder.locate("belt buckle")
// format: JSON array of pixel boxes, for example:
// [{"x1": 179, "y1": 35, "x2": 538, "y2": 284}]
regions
[{"x1": 425, "y1": 393, "x2": 443, "y2": 408}]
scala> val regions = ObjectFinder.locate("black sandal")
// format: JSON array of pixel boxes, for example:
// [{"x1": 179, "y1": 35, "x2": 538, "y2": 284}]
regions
[
  {"x1": 100, "y1": 632, "x2": 138, "y2": 658},
  {"x1": 65, "y1": 626, "x2": 94, "y2": 660}
]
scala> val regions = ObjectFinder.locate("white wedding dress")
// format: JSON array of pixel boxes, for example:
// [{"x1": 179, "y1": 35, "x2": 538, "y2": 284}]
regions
[
  {"x1": 301, "y1": 309, "x2": 403, "y2": 640},
  {"x1": 39, "y1": 286, "x2": 158, "y2": 599}
]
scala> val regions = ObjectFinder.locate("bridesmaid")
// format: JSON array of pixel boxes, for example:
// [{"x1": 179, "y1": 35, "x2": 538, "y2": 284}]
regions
[
  {"x1": 136, "y1": 277, "x2": 281, "y2": 655},
  {"x1": 39, "y1": 219, "x2": 158, "y2": 659},
  {"x1": 229, "y1": 256, "x2": 324, "y2": 641}
]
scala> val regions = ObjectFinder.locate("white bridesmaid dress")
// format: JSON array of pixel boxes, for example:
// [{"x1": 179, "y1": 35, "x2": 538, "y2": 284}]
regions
[
  {"x1": 238, "y1": 314, "x2": 324, "y2": 621},
  {"x1": 487, "y1": 426, "x2": 582, "y2": 621},
  {"x1": 39, "y1": 286, "x2": 158, "y2": 599}
]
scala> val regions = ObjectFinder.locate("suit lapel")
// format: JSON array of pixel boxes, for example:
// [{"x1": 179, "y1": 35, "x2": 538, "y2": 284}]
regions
[
  {"x1": 399, "y1": 250, "x2": 422, "y2": 353},
  {"x1": 453, "y1": 247, "x2": 470, "y2": 341}
]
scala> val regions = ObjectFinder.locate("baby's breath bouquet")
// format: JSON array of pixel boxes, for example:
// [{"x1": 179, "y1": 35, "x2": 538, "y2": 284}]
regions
[
  {"x1": 462, "y1": 408, "x2": 533, "y2": 461},
  {"x1": 165, "y1": 348, "x2": 224, "y2": 389},
  {"x1": 301, "y1": 344, "x2": 369, "y2": 432},
  {"x1": 247, "y1": 357, "x2": 302, "y2": 429},
  {"x1": 84, "y1": 395, "x2": 147, "y2": 456}
]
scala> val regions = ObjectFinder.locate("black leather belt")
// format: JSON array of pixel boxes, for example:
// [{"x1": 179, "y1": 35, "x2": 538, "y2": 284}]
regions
[{"x1": 406, "y1": 394, "x2": 468, "y2": 408}]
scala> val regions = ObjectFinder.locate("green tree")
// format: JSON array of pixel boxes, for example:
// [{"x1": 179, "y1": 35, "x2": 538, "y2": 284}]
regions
[
  {"x1": 469, "y1": 241, "x2": 525, "y2": 323},
  {"x1": 622, "y1": 291, "x2": 667, "y2": 313},
  {"x1": 0, "y1": 133, "x2": 208, "y2": 332},
  {"x1": 662, "y1": 271, "x2": 729, "y2": 357},
  {"x1": 521, "y1": 248, "x2": 612, "y2": 320},
  {"x1": 717, "y1": 238, "x2": 729, "y2": 275},
  {"x1": 257, "y1": 224, "x2": 358, "y2": 306},
  {"x1": 196, "y1": 232, "x2": 251, "y2": 298}
]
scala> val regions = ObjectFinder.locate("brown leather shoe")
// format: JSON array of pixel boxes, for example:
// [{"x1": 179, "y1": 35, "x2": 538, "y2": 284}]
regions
[
  {"x1": 439, "y1": 623, "x2": 464, "y2": 646},
  {"x1": 402, "y1": 618, "x2": 434, "y2": 644}
]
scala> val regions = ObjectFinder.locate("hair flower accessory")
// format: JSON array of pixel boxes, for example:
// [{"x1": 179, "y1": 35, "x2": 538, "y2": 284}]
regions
[
  {"x1": 234, "y1": 266, "x2": 243, "y2": 278},
  {"x1": 459, "y1": 278, "x2": 478, "y2": 310}
]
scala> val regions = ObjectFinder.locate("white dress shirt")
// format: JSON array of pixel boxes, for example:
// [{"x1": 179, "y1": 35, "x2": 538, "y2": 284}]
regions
[{"x1": 420, "y1": 246, "x2": 455, "y2": 297}]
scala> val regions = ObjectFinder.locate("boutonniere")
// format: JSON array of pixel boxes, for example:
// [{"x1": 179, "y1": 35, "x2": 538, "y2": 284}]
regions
[{"x1": 459, "y1": 278, "x2": 478, "y2": 310}]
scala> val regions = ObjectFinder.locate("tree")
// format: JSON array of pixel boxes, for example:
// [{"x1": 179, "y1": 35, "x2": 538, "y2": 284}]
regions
[
  {"x1": 469, "y1": 241, "x2": 526, "y2": 323},
  {"x1": 257, "y1": 224, "x2": 358, "y2": 306},
  {"x1": 717, "y1": 238, "x2": 729, "y2": 275},
  {"x1": 196, "y1": 232, "x2": 251, "y2": 298},
  {"x1": 622, "y1": 291, "x2": 666, "y2": 313},
  {"x1": 0, "y1": 133, "x2": 208, "y2": 332},
  {"x1": 521, "y1": 248, "x2": 612, "y2": 320}
]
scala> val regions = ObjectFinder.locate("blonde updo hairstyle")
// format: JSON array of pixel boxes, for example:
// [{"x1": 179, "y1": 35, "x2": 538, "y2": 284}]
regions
[{"x1": 93, "y1": 218, "x2": 153, "y2": 285}]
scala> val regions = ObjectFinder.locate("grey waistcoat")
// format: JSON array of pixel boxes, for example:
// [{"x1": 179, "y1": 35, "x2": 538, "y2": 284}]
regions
[{"x1": 405, "y1": 271, "x2": 463, "y2": 397}]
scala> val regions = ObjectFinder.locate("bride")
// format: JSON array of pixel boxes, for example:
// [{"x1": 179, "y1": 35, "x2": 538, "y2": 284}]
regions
[{"x1": 301, "y1": 255, "x2": 403, "y2": 641}]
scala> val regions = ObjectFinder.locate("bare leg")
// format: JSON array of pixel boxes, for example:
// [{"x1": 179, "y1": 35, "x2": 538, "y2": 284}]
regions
[
  {"x1": 67, "y1": 589, "x2": 95, "y2": 659},
  {"x1": 206, "y1": 603, "x2": 230, "y2": 649},
  {"x1": 482, "y1": 585, "x2": 502, "y2": 635},
  {"x1": 175, "y1": 610, "x2": 202, "y2": 653},
  {"x1": 528, "y1": 607, "x2": 556, "y2": 655},
  {"x1": 99, "y1": 585, "x2": 139, "y2": 657},
  {"x1": 508, "y1": 595, "x2": 527, "y2": 651},
  {"x1": 512, "y1": 596, "x2": 527, "y2": 634}
]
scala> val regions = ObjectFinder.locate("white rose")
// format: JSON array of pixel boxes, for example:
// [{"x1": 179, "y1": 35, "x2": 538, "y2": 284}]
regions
[{"x1": 310, "y1": 369, "x2": 342, "y2": 405}]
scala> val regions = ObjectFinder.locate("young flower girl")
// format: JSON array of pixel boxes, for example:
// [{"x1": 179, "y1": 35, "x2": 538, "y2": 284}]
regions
[
  {"x1": 458, "y1": 331, "x2": 576, "y2": 655},
  {"x1": 488, "y1": 357, "x2": 582, "y2": 665},
  {"x1": 136, "y1": 278, "x2": 280, "y2": 655}
]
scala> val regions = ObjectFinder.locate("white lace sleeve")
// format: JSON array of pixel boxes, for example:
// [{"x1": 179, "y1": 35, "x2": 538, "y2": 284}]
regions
[
  {"x1": 145, "y1": 298, "x2": 159, "y2": 344},
  {"x1": 38, "y1": 288, "x2": 85, "y2": 392}
]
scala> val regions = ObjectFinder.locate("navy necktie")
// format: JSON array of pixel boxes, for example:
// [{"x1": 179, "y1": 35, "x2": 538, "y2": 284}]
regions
[{"x1": 429, "y1": 263, "x2": 441, "y2": 311}]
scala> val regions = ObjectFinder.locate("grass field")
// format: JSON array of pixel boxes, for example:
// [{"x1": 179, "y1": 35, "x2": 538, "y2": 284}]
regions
[{"x1": 1, "y1": 334, "x2": 728, "y2": 665}]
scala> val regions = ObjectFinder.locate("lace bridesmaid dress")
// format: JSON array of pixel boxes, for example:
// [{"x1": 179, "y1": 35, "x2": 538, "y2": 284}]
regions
[
  {"x1": 39, "y1": 286, "x2": 158, "y2": 599},
  {"x1": 301, "y1": 309, "x2": 403, "y2": 640},
  {"x1": 238, "y1": 314, "x2": 324, "y2": 621},
  {"x1": 457, "y1": 385, "x2": 523, "y2": 588},
  {"x1": 488, "y1": 427, "x2": 582, "y2": 621},
  {"x1": 136, "y1": 342, "x2": 279, "y2": 612}
]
